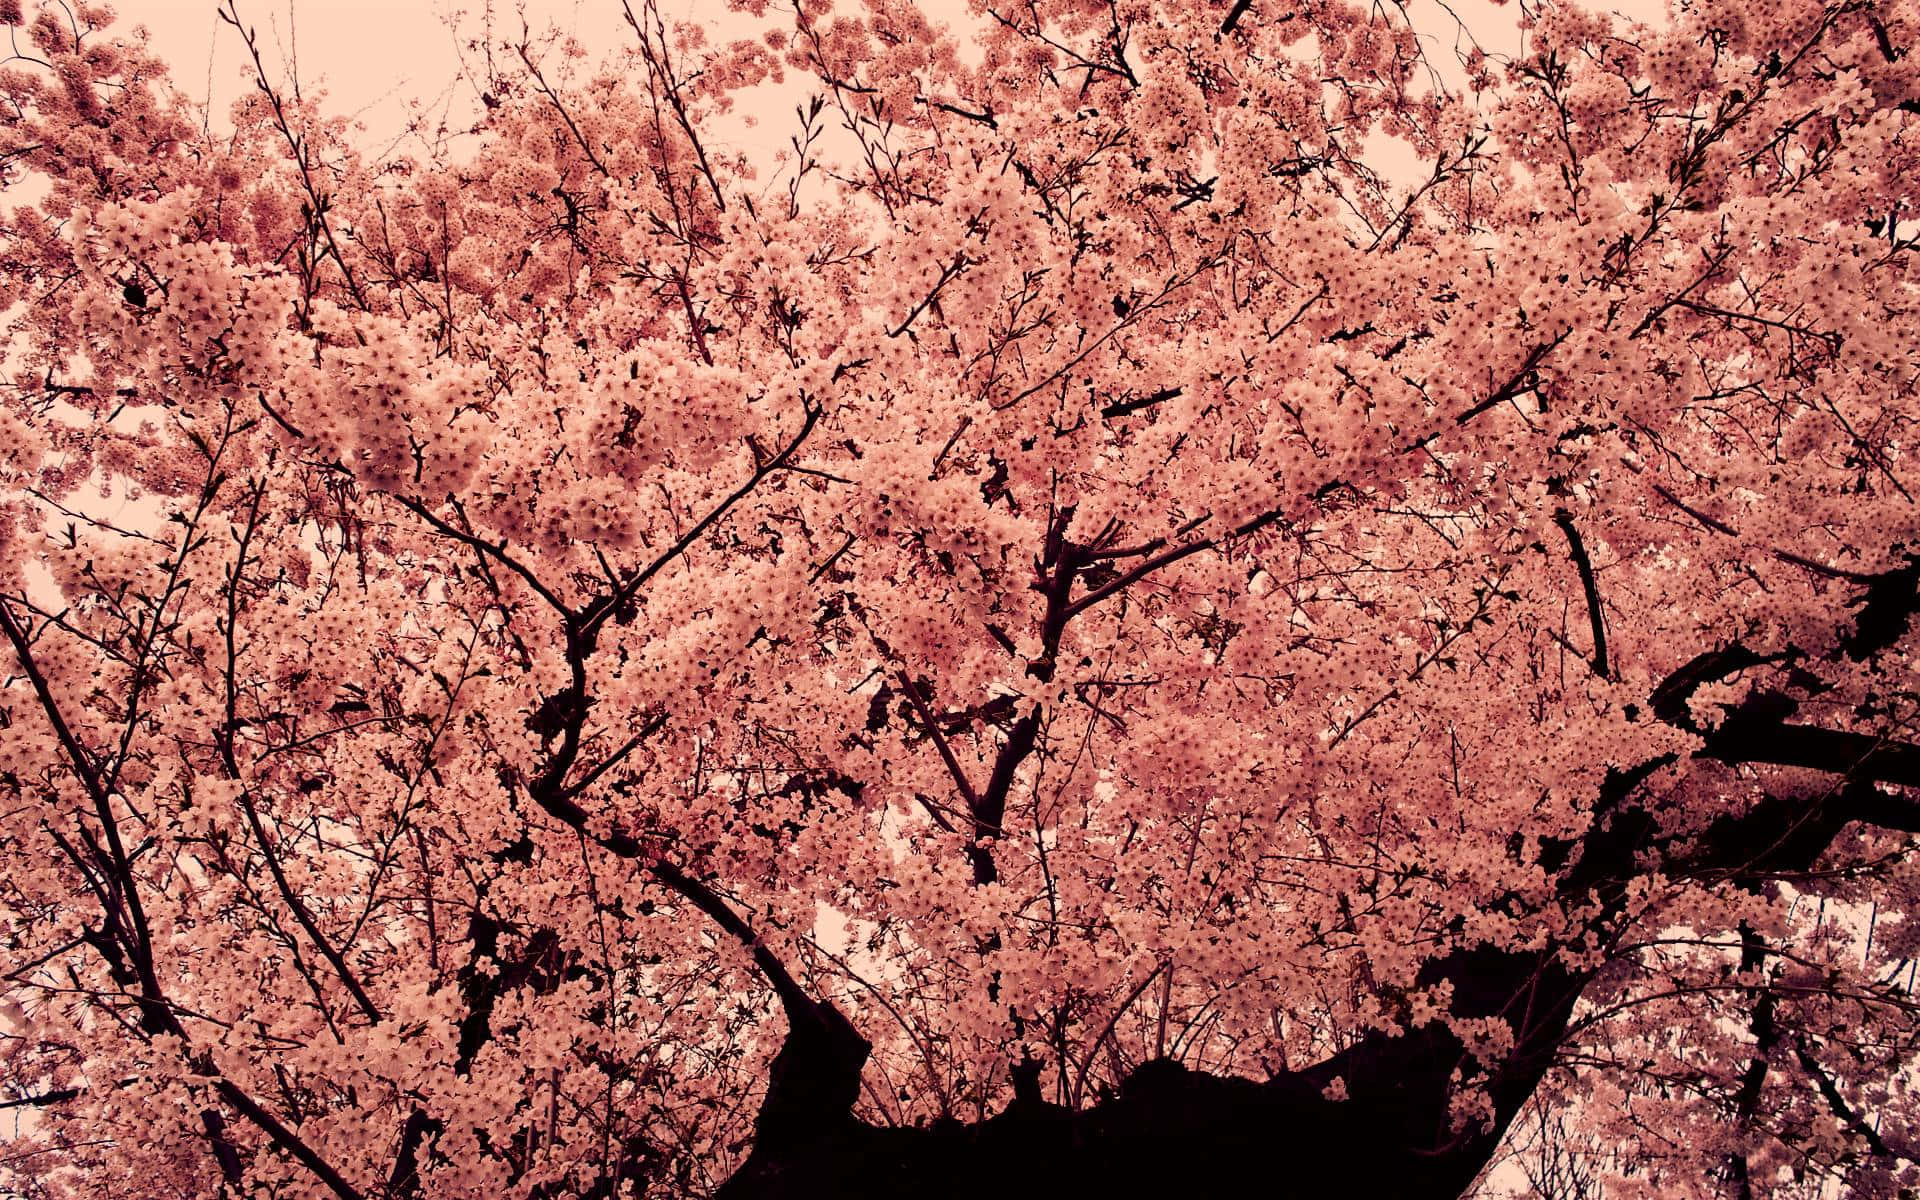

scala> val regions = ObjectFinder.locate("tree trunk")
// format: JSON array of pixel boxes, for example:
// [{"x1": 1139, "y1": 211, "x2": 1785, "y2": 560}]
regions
[{"x1": 722, "y1": 567, "x2": 1920, "y2": 1199}]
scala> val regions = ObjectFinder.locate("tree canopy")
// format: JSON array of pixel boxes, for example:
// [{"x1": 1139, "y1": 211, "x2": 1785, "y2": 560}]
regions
[{"x1": 1, "y1": 0, "x2": 1918, "y2": 1196}]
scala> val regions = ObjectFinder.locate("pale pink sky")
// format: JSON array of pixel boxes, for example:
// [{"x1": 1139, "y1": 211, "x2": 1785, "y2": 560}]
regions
[
  {"x1": 130, "y1": 0, "x2": 717, "y2": 154},
  {"x1": 123, "y1": 0, "x2": 1669, "y2": 170}
]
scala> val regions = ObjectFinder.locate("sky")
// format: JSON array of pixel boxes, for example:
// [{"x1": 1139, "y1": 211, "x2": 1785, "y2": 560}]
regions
[
  {"x1": 117, "y1": 0, "x2": 1672, "y2": 180},
  {"x1": 127, "y1": 0, "x2": 763, "y2": 158}
]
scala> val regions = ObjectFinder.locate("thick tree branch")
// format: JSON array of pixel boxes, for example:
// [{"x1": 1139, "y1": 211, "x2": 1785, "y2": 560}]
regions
[
  {"x1": 386, "y1": 1108, "x2": 442, "y2": 1198},
  {"x1": 1793, "y1": 1038, "x2": 1896, "y2": 1159},
  {"x1": 1725, "y1": 927, "x2": 1780, "y2": 1199},
  {"x1": 212, "y1": 1076, "x2": 366, "y2": 1200},
  {"x1": 1702, "y1": 716, "x2": 1920, "y2": 791},
  {"x1": 1648, "y1": 644, "x2": 1789, "y2": 729},
  {"x1": 721, "y1": 578, "x2": 1920, "y2": 1198},
  {"x1": 0, "y1": 1087, "x2": 83, "y2": 1109},
  {"x1": 1552, "y1": 508, "x2": 1609, "y2": 678},
  {"x1": 202, "y1": 1108, "x2": 244, "y2": 1186},
  {"x1": 519, "y1": 711, "x2": 866, "y2": 1111},
  {"x1": 1100, "y1": 386, "x2": 1181, "y2": 419},
  {"x1": 558, "y1": 711, "x2": 669, "y2": 803}
]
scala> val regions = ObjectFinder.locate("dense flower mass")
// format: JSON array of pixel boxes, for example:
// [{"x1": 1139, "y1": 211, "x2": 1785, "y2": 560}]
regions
[{"x1": 0, "y1": 0, "x2": 1917, "y2": 1196}]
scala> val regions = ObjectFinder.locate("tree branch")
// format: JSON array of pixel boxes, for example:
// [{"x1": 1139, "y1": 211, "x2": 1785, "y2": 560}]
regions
[
  {"x1": 1065, "y1": 508, "x2": 1280, "y2": 621},
  {"x1": 1702, "y1": 716, "x2": 1920, "y2": 791},
  {"x1": 1793, "y1": 1038, "x2": 1896, "y2": 1159},
  {"x1": 577, "y1": 402, "x2": 819, "y2": 642},
  {"x1": 1552, "y1": 508, "x2": 1610, "y2": 678},
  {"x1": 213, "y1": 1076, "x2": 366, "y2": 1200},
  {"x1": 392, "y1": 497, "x2": 574, "y2": 620},
  {"x1": 894, "y1": 671, "x2": 981, "y2": 819}
]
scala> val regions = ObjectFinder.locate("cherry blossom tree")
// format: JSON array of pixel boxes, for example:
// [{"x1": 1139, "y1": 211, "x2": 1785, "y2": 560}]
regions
[{"x1": 1, "y1": 0, "x2": 1917, "y2": 1195}]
